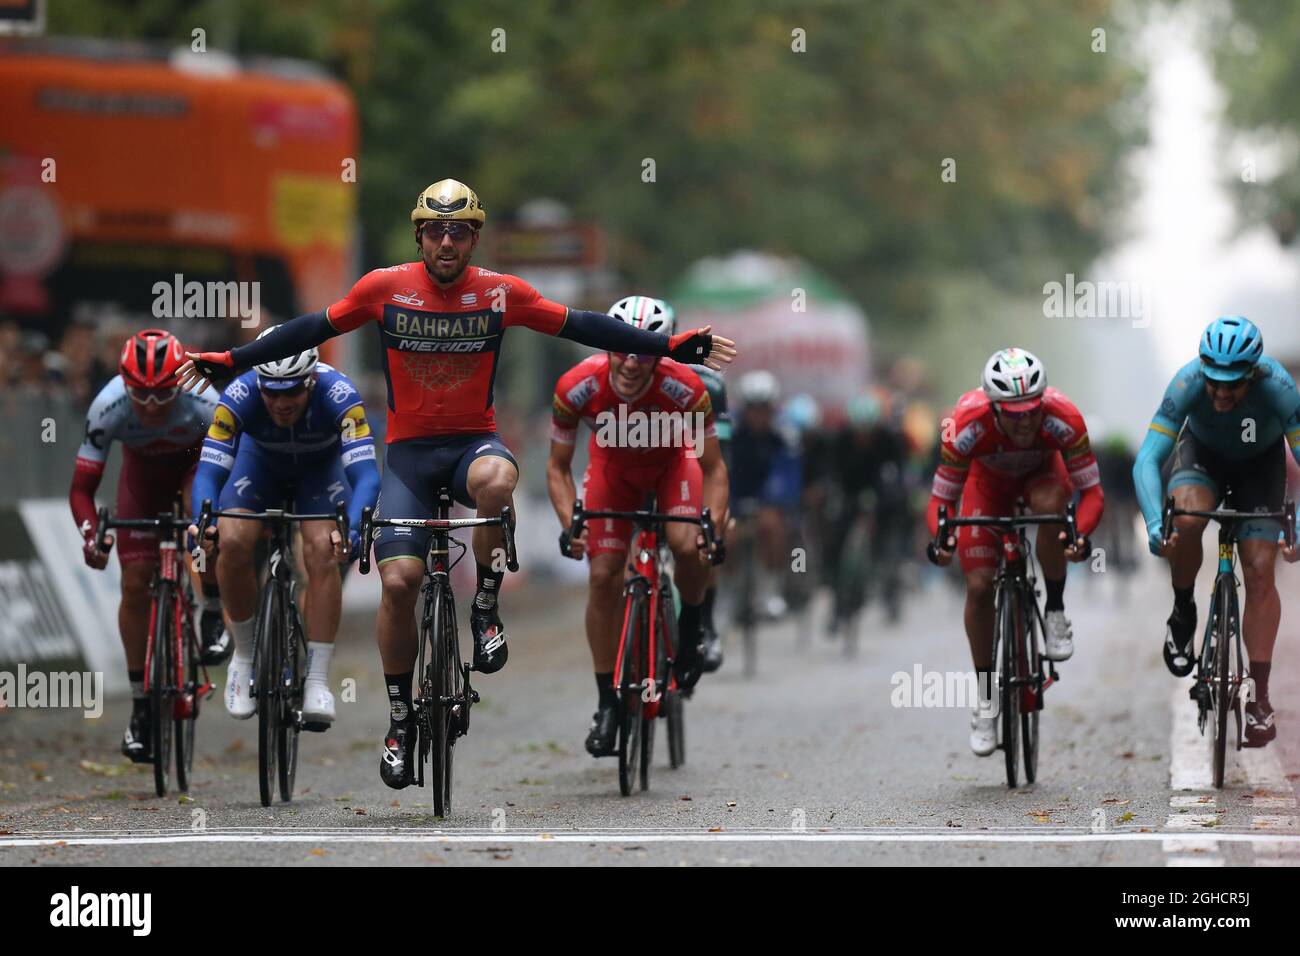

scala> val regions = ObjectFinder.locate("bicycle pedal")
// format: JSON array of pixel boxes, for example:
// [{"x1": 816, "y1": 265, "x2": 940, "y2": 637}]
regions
[{"x1": 468, "y1": 690, "x2": 480, "y2": 705}]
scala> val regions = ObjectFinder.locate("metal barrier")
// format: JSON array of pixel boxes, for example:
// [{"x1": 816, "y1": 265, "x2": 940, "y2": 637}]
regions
[{"x1": 0, "y1": 390, "x2": 120, "y2": 505}]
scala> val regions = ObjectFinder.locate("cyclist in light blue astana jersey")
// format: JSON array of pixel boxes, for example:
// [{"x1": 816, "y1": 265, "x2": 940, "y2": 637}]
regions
[{"x1": 1133, "y1": 316, "x2": 1300, "y2": 747}]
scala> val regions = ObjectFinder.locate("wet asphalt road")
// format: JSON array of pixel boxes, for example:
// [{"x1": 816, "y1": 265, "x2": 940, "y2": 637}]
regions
[{"x1": 3, "y1": 553, "x2": 1300, "y2": 867}]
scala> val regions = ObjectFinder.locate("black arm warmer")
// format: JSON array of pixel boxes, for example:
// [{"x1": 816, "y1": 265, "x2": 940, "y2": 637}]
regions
[
  {"x1": 229, "y1": 310, "x2": 339, "y2": 370},
  {"x1": 558, "y1": 309, "x2": 670, "y2": 356}
]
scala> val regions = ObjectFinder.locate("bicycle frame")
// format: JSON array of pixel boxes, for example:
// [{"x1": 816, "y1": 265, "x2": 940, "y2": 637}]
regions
[
  {"x1": 358, "y1": 492, "x2": 518, "y2": 815},
  {"x1": 617, "y1": 514, "x2": 674, "y2": 718},
  {"x1": 1159, "y1": 496, "x2": 1296, "y2": 784},
  {"x1": 96, "y1": 501, "x2": 212, "y2": 795},
  {"x1": 931, "y1": 501, "x2": 1076, "y2": 787}
]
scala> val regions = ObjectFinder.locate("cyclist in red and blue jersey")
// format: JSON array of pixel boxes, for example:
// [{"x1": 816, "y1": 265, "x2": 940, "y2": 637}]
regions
[
  {"x1": 178, "y1": 178, "x2": 736, "y2": 789},
  {"x1": 188, "y1": 326, "x2": 380, "y2": 729}
]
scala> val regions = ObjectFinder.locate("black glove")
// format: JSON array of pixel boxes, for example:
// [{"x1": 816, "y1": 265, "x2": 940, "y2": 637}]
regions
[{"x1": 667, "y1": 329, "x2": 713, "y2": 365}]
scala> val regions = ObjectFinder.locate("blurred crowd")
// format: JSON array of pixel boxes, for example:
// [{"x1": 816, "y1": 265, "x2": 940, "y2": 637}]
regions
[{"x1": 0, "y1": 321, "x2": 124, "y2": 405}]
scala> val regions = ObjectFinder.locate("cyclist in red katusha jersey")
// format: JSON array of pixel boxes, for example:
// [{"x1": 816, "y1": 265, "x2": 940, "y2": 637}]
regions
[
  {"x1": 546, "y1": 295, "x2": 730, "y2": 758},
  {"x1": 179, "y1": 179, "x2": 736, "y2": 790},
  {"x1": 925, "y1": 348, "x2": 1102, "y2": 758}
]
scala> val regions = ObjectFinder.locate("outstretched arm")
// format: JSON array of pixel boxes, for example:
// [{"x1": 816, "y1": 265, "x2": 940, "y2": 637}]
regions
[
  {"x1": 179, "y1": 310, "x2": 339, "y2": 394},
  {"x1": 557, "y1": 310, "x2": 737, "y2": 370}
]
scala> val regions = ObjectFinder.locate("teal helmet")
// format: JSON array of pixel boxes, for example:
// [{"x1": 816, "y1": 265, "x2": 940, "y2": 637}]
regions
[
  {"x1": 1199, "y1": 316, "x2": 1263, "y2": 381},
  {"x1": 846, "y1": 391, "x2": 883, "y2": 429}
]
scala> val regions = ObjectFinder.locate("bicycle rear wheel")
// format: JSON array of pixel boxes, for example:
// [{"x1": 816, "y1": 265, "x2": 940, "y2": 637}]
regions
[
  {"x1": 997, "y1": 588, "x2": 1021, "y2": 788},
  {"x1": 255, "y1": 581, "x2": 282, "y2": 807},
  {"x1": 277, "y1": 603, "x2": 304, "y2": 802},
  {"x1": 175, "y1": 596, "x2": 198, "y2": 792},
  {"x1": 660, "y1": 583, "x2": 685, "y2": 769},
  {"x1": 150, "y1": 581, "x2": 175, "y2": 797},
  {"x1": 1211, "y1": 576, "x2": 1234, "y2": 789},
  {"x1": 429, "y1": 581, "x2": 455, "y2": 817},
  {"x1": 1020, "y1": 589, "x2": 1040, "y2": 784},
  {"x1": 617, "y1": 587, "x2": 647, "y2": 797}
]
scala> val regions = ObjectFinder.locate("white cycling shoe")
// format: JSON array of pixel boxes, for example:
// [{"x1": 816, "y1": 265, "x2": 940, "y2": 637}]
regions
[
  {"x1": 969, "y1": 711, "x2": 997, "y2": 756},
  {"x1": 224, "y1": 654, "x2": 256, "y2": 720},
  {"x1": 1043, "y1": 610, "x2": 1074, "y2": 662},
  {"x1": 302, "y1": 680, "x2": 336, "y2": 725}
]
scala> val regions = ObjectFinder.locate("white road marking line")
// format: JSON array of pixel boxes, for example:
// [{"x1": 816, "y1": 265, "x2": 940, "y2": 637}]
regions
[
  {"x1": 1252, "y1": 839, "x2": 1300, "y2": 855},
  {"x1": 1169, "y1": 795, "x2": 1216, "y2": 808},
  {"x1": 1245, "y1": 797, "x2": 1298, "y2": 811},
  {"x1": 1252, "y1": 857, "x2": 1298, "y2": 867},
  {"x1": 2, "y1": 828, "x2": 1299, "y2": 848},
  {"x1": 1167, "y1": 683, "x2": 1222, "y2": 864},
  {"x1": 1238, "y1": 740, "x2": 1290, "y2": 791},
  {"x1": 1251, "y1": 816, "x2": 1299, "y2": 829},
  {"x1": 1164, "y1": 814, "x2": 1220, "y2": 830},
  {"x1": 1162, "y1": 837, "x2": 1219, "y2": 852}
]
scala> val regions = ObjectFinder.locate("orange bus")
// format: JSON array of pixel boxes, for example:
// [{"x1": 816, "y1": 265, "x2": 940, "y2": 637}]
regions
[{"x1": 0, "y1": 37, "x2": 357, "y2": 351}]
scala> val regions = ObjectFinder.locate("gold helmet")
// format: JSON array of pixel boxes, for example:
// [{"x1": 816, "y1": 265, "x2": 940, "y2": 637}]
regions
[{"x1": 411, "y1": 179, "x2": 486, "y2": 227}]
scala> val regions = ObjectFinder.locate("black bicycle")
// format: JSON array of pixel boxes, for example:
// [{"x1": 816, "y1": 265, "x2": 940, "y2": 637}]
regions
[
  {"x1": 931, "y1": 502, "x2": 1077, "y2": 787},
  {"x1": 1160, "y1": 496, "x2": 1295, "y2": 789},
  {"x1": 197, "y1": 500, "x2": 347, "y2": 807},
  {"x1": 562, "y1": 496, "x2": 720, "y2": 795},
  {"x1": 359, "y1": 491, "x2": 517, "y2": 817},
  {"x1": 97, "y1": 500, "x2": 213, "y2": 796}
]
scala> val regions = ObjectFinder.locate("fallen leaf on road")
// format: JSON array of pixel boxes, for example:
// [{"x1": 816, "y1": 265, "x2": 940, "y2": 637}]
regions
[
  {"x1": 1027, "y1": 811, "x2": 1051, "y2": 823},
  {"x1": 708, "y1": 827, "x2": 723, "y2": 832},
  {"x1": 679, "y1": 795, "x2": 692, "y2": 801},
  {"x1": 308, "y1": 849, "x2": 326, "y2": 857},
  {"x1": 1118, "y1": 752, "x2": 1134, "y2": 759},
  {"x1": 1101, "y1": 798, "x2": 1129, "y2": 805},
  {"x1": 1118, "y1": 811, "x2": 1135, "y2": 822}
]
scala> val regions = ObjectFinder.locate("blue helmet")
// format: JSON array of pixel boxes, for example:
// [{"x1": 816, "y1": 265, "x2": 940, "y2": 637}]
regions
[{"x1": 1199, "y1": 316, "x2": 1263, "y2": 381}]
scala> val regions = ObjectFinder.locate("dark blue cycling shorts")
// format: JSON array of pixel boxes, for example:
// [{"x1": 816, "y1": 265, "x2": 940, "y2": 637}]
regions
[
  {"x1": 217, "y1": 443, "x2": 348, "y2": 515},
  {"x1": 373, "y1": 433, "x2": 518, "y2": 564}
]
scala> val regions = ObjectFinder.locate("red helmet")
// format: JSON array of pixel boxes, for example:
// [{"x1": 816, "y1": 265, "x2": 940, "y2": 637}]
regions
[{"x1": 120, "y1": 329, "x2": 185, "y2": 390}]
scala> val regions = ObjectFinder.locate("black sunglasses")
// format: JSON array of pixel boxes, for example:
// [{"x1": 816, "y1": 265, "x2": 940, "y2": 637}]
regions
[{"x1": 421, "y1": 221, "x2": 476, "y2": 242}]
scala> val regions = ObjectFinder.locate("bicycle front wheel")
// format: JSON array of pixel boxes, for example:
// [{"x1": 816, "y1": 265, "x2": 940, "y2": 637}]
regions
[
  {"x1": 997, "y1": 588, "x2": 1021, "y2": 788},
  {"x1": 429, "y1": 581, "x2": 455, "y2": 817},
  {"x1": 277, "y1": 603, "x2": 304, "y2": 803},
  {"x1": 618, "y1": 587, "x2": 647, "y2": 797},
  {"x1": 150, "y1": 581, "x2": 175, "y2": 797},
  {"x1": 255, "y1": 580, "x2": 282, "y2": 808},
  {"x1": 175, "y1": 595, "x2": 199, "y2": 792},
  {"x1": 1211, "y1": 575, "x2": 1235, "y2": 789}
]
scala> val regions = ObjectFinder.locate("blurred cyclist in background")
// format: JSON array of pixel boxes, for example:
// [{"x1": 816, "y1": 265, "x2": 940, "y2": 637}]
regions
[
  {"x1": 729, "y1": 370, "x2": 802, "y2": 618},
  {"x1": 824, "y1": 389, "x2": 913, "y2": 632},
  {"x1": 1093, "y1": 431, "x2": 1140, "y2": 588},
  {"x1": 779, "y1": 393, "x2": 830, "y2": 620}
]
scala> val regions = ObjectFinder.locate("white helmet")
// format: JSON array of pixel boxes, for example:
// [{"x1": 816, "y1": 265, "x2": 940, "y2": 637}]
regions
[
  {"x1": 608, "y1": 295, "x2": 675, "y2": 334},
  {"x1": 738, "y1": 369, "x2": 780, "y2": 406},
  {"x1": 254, "y1": 325, "x2": 318, "y2": 388},
  {"x1": 981, "y1": 347, "x2": 1045, "y2": 411}
]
